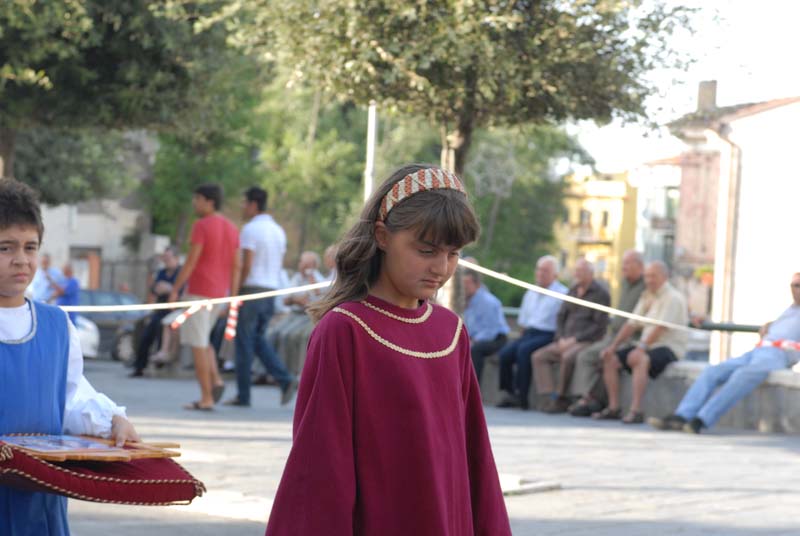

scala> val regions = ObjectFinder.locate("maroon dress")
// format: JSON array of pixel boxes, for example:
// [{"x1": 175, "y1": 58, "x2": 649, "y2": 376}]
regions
[{"x1": 265, "y1": 295, "x2": 511, "y2": 536}]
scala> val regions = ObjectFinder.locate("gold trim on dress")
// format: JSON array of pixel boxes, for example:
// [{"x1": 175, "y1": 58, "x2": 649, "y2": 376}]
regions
[
  {"x1": 360, "y1": 300, "x2": 433, "y2": 324},
  {"x1": 333, "y1": 307, "x2": 462, "y2": 359}
]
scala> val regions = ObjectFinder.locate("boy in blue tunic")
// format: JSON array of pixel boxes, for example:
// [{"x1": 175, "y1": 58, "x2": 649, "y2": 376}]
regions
[{"x1": 0, "y1": 179, "x2": 141, "y2": 536}]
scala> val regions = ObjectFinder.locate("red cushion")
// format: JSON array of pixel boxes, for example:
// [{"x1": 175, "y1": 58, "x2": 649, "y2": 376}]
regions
[{"x1": 0, "y1": 441, "x2": 205, "y2": 505}]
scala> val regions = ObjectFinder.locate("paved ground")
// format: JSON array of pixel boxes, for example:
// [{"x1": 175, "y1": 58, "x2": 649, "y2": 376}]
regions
[{"x1": 68, "y1": 361, "x2": 800, "y2": 535}]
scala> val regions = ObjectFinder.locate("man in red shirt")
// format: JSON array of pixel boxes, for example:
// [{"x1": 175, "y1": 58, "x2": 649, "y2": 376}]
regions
[{"x1": 169, "y1": 184, "x2": 241, "y2": 410}]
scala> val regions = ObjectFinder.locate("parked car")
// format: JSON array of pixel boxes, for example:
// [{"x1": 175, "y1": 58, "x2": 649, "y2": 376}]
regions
[
  {"x1": 78, "y1": 290, "x2": 148, "y2": 362},
  {"x1": 74, "y1": 315, "x2": 100, "y2": 359}
]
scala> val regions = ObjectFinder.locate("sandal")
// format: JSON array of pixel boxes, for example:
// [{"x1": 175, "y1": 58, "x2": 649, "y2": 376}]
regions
[
  {"x1": 183, "y1": 401, "x2": 214, "y2": 411},
  {"x1": 622, "y1": 411, "x2": 645, "y2": 424},
  {"x1": 591, "y1": 407, "x2": 621, "y2": 420}
]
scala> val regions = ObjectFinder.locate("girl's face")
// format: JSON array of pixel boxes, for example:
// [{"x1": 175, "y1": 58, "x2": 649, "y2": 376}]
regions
[{"x1": 373, "y1": 224, "x2": 461, "y2": 309}]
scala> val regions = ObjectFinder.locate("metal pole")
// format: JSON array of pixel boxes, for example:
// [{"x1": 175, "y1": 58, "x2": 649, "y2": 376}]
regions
[{"x1": 364, "y1": 101, "x2": 377, "y2": 201}]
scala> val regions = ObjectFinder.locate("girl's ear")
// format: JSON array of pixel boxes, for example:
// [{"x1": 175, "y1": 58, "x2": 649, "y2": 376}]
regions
[{"x1": 374, "y1": 221, "x2": 390, "y2": 251}]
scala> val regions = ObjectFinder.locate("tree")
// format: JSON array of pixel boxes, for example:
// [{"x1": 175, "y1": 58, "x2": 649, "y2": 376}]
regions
[
  {"x1": 465, "y1": 125, "x2": 590, "y2": 306},
  {"x1": 146, "y1": 48, "x2": 271, "y2": 246},
  {"x1": 0, "y1": 0, "x2": 225, "y2": 178},
  {"x1": 13, "y1": 127, "x2": 133, "y2": 205},
  {"x1": 224, "y1": 0, "x2": 690, "y2": 175}
]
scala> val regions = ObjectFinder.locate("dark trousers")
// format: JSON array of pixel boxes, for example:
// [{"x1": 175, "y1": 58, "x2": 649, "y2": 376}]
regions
[
  {"x1": 234, "y1": 289, "x2": 293, "y2": 404},
  {"x1": 498, "y1": 328, "x2": 555, "y2": 407},
  {"x1": 471, "y1": 334, "x2": 508, "y2": 383},
  {"x1": 132, "y1": 312, "x2": 167, "y2": 372}
]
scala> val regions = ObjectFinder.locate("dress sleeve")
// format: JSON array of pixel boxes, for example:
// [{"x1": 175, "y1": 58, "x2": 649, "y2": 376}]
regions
[
  {"x1": 460, "y1": 331, "x2": 512, "y2": 535},
  {"x1": 62, "y1": 315, "x2": 127, "y2": 438},
  {"x1": 265, "y1": 314, "x2": 356, "y2": 536}
]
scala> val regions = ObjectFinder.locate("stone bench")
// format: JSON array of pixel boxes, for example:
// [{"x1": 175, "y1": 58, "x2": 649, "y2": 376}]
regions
[{"x1": 479, "y1": 356, "x2": 800, "y2": 433}]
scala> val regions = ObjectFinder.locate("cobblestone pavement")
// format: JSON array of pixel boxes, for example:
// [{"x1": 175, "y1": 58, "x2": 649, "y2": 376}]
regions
[{"x1": 69, "y1": 361, "x2": 800, "y2": 535}]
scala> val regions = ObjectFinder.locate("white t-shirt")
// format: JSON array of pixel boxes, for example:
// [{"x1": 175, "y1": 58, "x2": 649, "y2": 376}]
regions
[
  {"x1": 240, "y1": 213, "x2": 287, "y2": 289},
  {"x1": 0, "y1": 302, "x2": 127, "y2": 437}
]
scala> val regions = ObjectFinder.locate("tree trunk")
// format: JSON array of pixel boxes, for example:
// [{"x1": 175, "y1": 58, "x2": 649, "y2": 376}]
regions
[
  {"x1": 482, "y1": 192, "x2": 502, "y2": 256},
  {"x1": 306, "y1": 89, "x2": 322, "y2": 146},
  {"x1": 0, "y1": 127, "x2": 17, "y2": 179},
  {"x1": 438, "y1": 120, "x2": 475, "y2": 314},
  {"x1": 174, "y1": 212, "x2": 189, "y2": 250}
]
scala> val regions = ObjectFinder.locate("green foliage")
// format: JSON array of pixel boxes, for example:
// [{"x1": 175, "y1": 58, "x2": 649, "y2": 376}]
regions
[
  {"x1": 220, "y1": 0, "x2": 692, "y2": 173},
  {"x1": 0, "y1": 0, "x2": 214, "y2": 130},
  {"x1": 14, "y1": 128, "x2": 133, "y2": 205},
  {"x1": 464, "y1": 125, "x2": 590, "y2": 306},
  {"x1": 257, "y1": 79, "x2": 365, "y2": 262}
]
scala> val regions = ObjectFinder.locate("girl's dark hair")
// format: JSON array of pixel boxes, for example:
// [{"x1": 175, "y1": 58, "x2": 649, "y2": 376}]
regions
[
  {"x1": 308, "y1": 164, "x2": 480, "y2": 322},
  {"x1": 0, "y1": 179, "x2": 44, "y2": 242}
]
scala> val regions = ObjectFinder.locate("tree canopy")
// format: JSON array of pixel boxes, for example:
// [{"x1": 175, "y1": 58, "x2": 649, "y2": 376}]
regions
[
  {"x1": 0, "y1": 0, "x2": 226, "y2": 178},
  {"x1": 219, "y1": 0, "x2": 690, "y2": 174}
]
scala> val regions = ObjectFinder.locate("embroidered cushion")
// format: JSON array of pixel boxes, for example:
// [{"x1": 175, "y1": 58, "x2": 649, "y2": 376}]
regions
[{"x1": 0, "y1": 441, "x2": 205, "y2": 505}]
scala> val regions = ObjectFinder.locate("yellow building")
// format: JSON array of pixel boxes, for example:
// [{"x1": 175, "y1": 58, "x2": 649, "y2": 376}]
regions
[{"x1": 554, "y1": 172, "x2": 637, "y2": 303}]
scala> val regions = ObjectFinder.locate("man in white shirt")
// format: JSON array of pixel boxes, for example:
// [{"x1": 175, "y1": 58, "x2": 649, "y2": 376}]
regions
[
  {"x1": 594, "y1": 261, "x2": 688, "y2": 424},
  {"x1": 226, "y1": 187, "x2": 297, "y2": 407},
  {"x1": 27, "y1": 253, "x2": 62, "y2": 303},
  {"x1": 497, "y1": 255, "x2": 568, "y2": 409}
]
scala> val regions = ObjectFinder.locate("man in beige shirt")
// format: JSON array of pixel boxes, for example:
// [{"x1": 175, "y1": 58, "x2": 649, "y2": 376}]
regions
[{"x1": 592, "y1": 260, "x2": 688, "y2": 424}]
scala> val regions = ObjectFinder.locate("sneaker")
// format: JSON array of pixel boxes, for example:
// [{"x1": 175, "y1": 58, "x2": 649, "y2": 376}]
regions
[
  {"x1": 281, "y1": 379, "x2": 299, "y2": 406},
  {"x1": 223, "y1": 397, "x2": 251, "y2": 407},
  {"x1": 682, "y1": 417, "x2": 706, "y2": 434},
  {"x1": 496, "y1": 392, "x2": 521, "y2": 408},
  {"x1": 128, "y1": 369, "x2": 144, "y2": 378},
  {"x1": 648, "y1": 414, "x2": 687, "y2": 431}
]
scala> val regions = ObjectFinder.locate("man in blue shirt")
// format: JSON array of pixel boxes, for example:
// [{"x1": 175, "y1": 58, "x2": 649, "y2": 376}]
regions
[
  {"x1": 497, "y1": 255, "x2": 568, "y2": 409},
  {"x1": 463, "y1": 270, "x2": 510, "y2": 383},
  {"x1": 650, "y1": 272, "x2": 800, "y2": 433},
  {"x1": 53, "y1": 262, "x2": 80, "y2": 325}
]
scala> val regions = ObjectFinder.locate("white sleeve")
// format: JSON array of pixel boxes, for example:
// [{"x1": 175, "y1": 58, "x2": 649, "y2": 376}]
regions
[
  {"x1": 63, "y1": 315, "x2": 127, "y2": 438},
  {"x1": 240, "y1": 222, "x2": 257, "y2": 252}
]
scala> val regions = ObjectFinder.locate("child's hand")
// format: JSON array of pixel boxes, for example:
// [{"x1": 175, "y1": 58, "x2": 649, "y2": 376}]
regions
[{"x1": 111, "y1": 415, "x2": 141, "y2": 447}]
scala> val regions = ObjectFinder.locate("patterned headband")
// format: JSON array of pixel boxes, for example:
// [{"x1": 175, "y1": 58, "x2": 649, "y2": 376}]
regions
[{"x1": 378, "y1": 168, "x2": 466, "y2": 222}]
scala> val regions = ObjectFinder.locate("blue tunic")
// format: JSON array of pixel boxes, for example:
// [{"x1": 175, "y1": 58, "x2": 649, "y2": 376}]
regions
[{"x1": 1, "y1": 300, "x2": 71, "y2": 535}]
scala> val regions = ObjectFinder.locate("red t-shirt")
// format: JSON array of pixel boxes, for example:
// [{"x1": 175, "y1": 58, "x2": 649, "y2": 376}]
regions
[{"x1": 187, "y1": 213, "x2": 239, "y2": 298}]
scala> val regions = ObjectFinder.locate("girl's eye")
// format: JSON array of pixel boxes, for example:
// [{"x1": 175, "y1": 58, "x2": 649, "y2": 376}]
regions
[
  {"x1": 419, "y1": 249, "x2": 435, "y2": 255},
  {"x1": 448, "y1": 251, "x2": 461, "y2": 258}
]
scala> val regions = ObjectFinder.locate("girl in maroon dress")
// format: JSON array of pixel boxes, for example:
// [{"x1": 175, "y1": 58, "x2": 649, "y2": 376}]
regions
[{"x1": 265, "y1": 164, "x2": 511, "y2": 536}]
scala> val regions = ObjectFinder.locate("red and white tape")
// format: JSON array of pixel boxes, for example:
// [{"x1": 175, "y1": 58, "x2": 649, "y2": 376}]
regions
[
  {"x1": 757, "y1": 339, "x2": 800, "y2": 351},
  {"x1": 224, "y1": 300, "x2": 241, "y2": 340}
]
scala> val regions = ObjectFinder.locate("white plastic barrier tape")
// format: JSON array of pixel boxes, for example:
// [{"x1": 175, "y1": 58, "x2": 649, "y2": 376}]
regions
[
  {"x1": 59, "y1": 281, "x2": 331, "y2": 313},
  {"x1": 458, "y1": 258, "x2": 700, "y2": 334}
]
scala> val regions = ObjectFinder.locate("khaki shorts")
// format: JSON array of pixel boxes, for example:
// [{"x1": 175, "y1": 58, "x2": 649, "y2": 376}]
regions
[{"x1": 179, "y1": 295, "x2": 221, "y2": 348}]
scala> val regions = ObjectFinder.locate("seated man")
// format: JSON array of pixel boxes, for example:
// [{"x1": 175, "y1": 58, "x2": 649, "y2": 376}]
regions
[
  {"x1": 651, "y1": 272, "x2": 800, "y2": 434},
  {"x1": 497, "y1": 255, "x2": 567, "y2": 410},
  {"x1": 269, "y1": 251, "x2": 324, "y2": 374},
  {"x1": 462, "y1": 269, "x2": 510, "y2": 383},
  {"x1": 569, "y1": 250, "x2": 645, "y2": 416},
  {"x1": 533, "y1": 259, "x2": 610, "y2": 413},
  {"x1": 593, "y1": 260, "x2": 688, "y2": 424}
]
